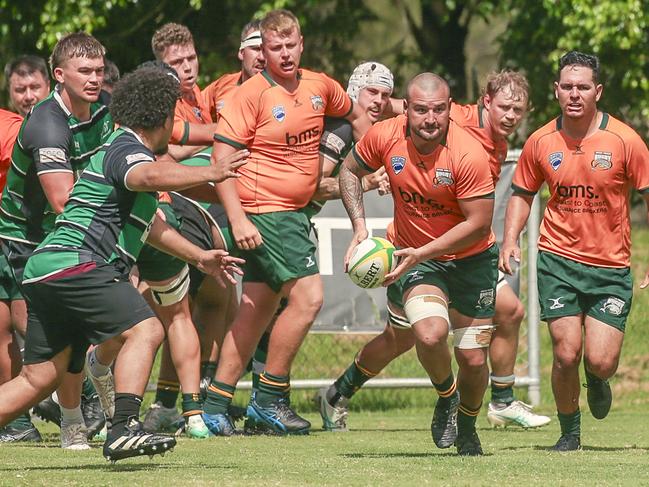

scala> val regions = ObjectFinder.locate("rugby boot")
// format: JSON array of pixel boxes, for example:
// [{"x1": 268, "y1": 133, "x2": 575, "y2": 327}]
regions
[
  {"x1": 551, "y1": 434, "x2": 581, "y2": 452},
  {"x1": 201, "y1": 412, "x2": 236, "y2": 436},
  {"x1": 103, "y1": 416, "x2": 176, "y2": 463},
  {"x1": 584, "y1": 368, "x2": 612, "y2": 420},
  {"x1": 455, "y1": 429, "x2": 483, "y2": 456},
  {"x1": 245, "y1": 396, "x2": 310, "y2": 435},
  {"x1": 316, "y1": 387, "x2": 348, "y2": 432},
  {"x1": 486, "y1": 400, "x2": 551, "y2": 428},
  {"x1": 431, "y1": 390, "x2": 459, "y2": 448}
]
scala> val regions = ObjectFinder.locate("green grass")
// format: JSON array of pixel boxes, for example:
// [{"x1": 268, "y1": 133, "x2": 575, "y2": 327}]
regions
[{"x1": 2, "y1": 408, "x2": 649, "y2": 486}]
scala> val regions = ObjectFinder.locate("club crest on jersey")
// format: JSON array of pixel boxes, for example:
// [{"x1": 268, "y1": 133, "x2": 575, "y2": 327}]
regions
[
  {"x1": 600, "y1": 297, "x2": 625, "y2": 316},
  {"x1": 433, "y1": 168, "x2": 454, "y2": 187},
  {"x1": 548, "y1": 152, "x2": 563, "y2": 171},
  {"x1": 310, "y1": 95, "x2": 324, "y2": 111},
  {"x1": 391, "y1": 156, "x2": 406, "y2": 174},
  {"x1": 591, "y1": 151, "x2": 613, "y2": 171},
  {"x1": 215, "y1": 100, "x2": 225, "y2": 113},
  {"x1": 272, "y1": 105, "x2": 286, "y2": 122}
]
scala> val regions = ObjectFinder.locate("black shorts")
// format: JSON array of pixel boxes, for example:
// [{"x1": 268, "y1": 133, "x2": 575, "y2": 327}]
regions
[
  {"x1": 22, "y1": 262, "x2": 155, "y2": 373},
  {"x1": 1, "y1": 239, "x2": 36, "y2": 293},
  {"x1": 170, "y1": 193, "x2": 229, "y2": 296}
]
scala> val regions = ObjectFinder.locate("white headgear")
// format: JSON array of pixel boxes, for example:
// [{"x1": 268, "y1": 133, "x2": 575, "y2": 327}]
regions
[
  {"x1": 240, "y1": 30, "x2": 262, "y2": 50},
  {"x1": 347, "y1": 62, "x2": 394, "y2": 102}
]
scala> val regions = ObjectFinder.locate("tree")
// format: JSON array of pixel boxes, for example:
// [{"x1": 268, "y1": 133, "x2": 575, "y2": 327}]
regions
[{"x1": 499, "y1": 0, "x2": 649, "y2": 135}]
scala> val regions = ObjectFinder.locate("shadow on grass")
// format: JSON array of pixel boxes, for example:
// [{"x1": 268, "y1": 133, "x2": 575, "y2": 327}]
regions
[
  {"x1": 497, "y1": 444, "x2": 649, "y2": 453},
  {"x1": 341, "y1": 451, "x2": 493, "y2": 458},
  {"x1": 320, "y1": 428, "x2": 428, "y2": 433},
  {"x1": 0, "y1": 462, "x2": 235, "y2": 473}
]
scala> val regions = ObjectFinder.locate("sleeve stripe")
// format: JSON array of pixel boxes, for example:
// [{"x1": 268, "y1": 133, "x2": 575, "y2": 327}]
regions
[
  {"x1": 458, "y1": 191, "x2": 495, "y2": 201},
  {"x1": 351, "y1": 145, "x2": 374, "y2": 172},
  {"x1": 342, "y1": 97, "x2": 354, "y2": 118},
  {"x1": 213, "y1": 134, "x2": 247, "y2": 150},
  {"x1": 179, "y1": 121, "x2": 190, "y2": 146},
  {"x1": 511, "y1": 183, "x2": 537, "y2": 196}
]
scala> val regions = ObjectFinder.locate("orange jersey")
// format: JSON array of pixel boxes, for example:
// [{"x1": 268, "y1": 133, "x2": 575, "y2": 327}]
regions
[
  {"x1": 215, "y1": 69, "x2": 352, "y2": 213},
  {"x1": 171, "y1": 84, "x2": 212, "y2": 144},
  {"x1": 354, "y1": 115, "x2": 495, "y2": 260},
  {"x1": 0, "y1": 109, "x2": 23, "y2": 193},
  {"x1": 202, "y1": 72, "x2": 241, "y2": 122},
  {"x1": 513, "y1": 113, "x2": 649, "y2": 267},
  {"x1": 450, "y1": 102, "x2": 508, "y2": 183}
]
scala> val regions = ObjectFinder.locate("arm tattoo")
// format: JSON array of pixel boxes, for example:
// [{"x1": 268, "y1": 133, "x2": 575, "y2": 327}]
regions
[{"x1": 340, "y1": 164, "x2": 365, "y2": 222}]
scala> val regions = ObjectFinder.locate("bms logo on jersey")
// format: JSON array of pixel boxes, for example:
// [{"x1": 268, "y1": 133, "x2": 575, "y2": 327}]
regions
[
  {"x1": 272, "y1": 105, "x2": 286, "y2": 122},
  {"x1": 391, "y1": 156, "x2": 406, "y2": 174},
  {"x1": 548, "y1": 151, "x2": 563, "y2": 171}
]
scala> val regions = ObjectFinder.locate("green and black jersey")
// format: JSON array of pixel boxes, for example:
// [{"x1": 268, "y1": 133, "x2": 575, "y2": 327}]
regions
[
  {"x1": 0, "y1": 87, "x2": 113, "y2": 246},
  {"x1": 303, "y1": 116, "x2": 354, "y2": 219},
  {"x1": 23, "y1": 128, "x2": 158, "y2": 283}
]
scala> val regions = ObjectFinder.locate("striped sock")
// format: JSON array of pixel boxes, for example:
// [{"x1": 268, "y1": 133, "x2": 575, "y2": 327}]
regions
[
  {"x1": 203, "y1": 381, "x2": 235, "y2": 415},
  {"x1": 155, "y1": 379, "x2": 180, "y2": 409},
  {"x1": 334, "y1": 356, "x2": 377, "y2": 399},
  {"x1": 490, "y1": 373, "x2": 516, "y2": 405},
  {"x1": 181, "y1": 392, "x2": 203, "y2": 418},
  {"x1": 432, "y1": 374, "x2": 457, "y2": 405},
  {"x1": 458, "y1": 402, "x2": 482, "y2": 434},
  {"x1": 256, "y1": 372, "x2": 290, "y2": 407}
]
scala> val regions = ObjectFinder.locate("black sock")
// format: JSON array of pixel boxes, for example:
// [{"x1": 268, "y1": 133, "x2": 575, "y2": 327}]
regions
[{"x1": 110, "y1": 393, "x2": 143, "y2": 436}]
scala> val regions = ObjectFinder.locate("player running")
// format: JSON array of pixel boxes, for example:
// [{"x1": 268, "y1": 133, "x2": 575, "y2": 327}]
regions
[
  {"x1": 340, "y1": 73, "x2": 497, "y2": 456},
  {"x1": 500, "y1": 51, "x2": 649, "y2": 451}
]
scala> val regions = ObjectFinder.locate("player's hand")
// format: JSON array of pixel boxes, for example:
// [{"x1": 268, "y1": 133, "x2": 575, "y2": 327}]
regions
[
  {"x1": 213, "y1": 149, "x2": 249, "y2": 182},
  {"x1": 499, "y1": 242, "x2": 521, "y2": 275},
  {"x1": 196, "y1": 250, "x2": 245, "y2": 287},
  {"x1": 382, "y1": 247, "x2": 421, "y2": 287},
  {"x1": 232, "y1": 216, "x2": 262, "y2": 250},
  {"x1": 343, "y1": 229, "x2": 369, "y2": 272},
  {"x1": 363, "y1": 167, "x2": 389, "y2": 194},
  {"x1": 640, "y1": 264, "x2": 649, "y2": 289}
]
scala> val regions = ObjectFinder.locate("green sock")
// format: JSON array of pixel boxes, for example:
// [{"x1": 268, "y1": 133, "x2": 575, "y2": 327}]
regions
[
  {"x1": 181, "y1": 392, "x2": 203, "y2": 417},
  {"x1": 155, "y1": 380, "x2": 180, "y2": 409},
  {"x1": 490, "y1": 374, "x2": 516, "y2": 404},
  {"x1": 200, "y1": 361, "x2": 218, "y2": 380},
  {"x1": 333, "y1": 357, "x2": 376, "y2": 399},
  {"x1": 8, "y1": 412, "x2": 32, "y2": 430},
  {"x1": 256, "y1": 372, "x2": 290, "y2": 407},
  {"x1": 458, "y1": 403, "x2": 481, "y2": 434},
  {"x1": 204, "y1": 380, "x2": 235, "y2": 415},
  {"x1": 558, "y1": 409, "x2": 581, "y2": 436},
  {"x1": 81, "y1": 376, "x2": 97, "y2": 398},
  {"x1": 432, "y1": 373, "x2": 456, "y2": 405}
]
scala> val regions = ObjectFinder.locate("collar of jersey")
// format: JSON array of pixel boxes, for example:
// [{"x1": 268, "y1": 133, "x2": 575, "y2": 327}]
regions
[
  {"x1": 556, "y1": 111, "x2": 609, "y2": 131},
  {"x1": 260, "y1": 69, "x2": 302, "y2": 88}
]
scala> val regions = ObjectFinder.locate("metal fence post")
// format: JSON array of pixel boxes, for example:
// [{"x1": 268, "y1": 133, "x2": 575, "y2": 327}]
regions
[{"x1": 526, "y1": 194, "x2": 541, "y2": 406}]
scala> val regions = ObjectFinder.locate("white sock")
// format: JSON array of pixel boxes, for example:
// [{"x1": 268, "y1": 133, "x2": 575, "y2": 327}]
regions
[
  {"x1": 60, "y1": 405, "x2": 84, "y2": 427},
  {"x1": 88, "y1": 348, "x2": 111, "y2": 377}
]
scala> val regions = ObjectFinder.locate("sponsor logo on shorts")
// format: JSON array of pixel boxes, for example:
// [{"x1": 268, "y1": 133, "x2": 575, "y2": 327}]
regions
[
  {"x1": 433, "y1": 168, "x2": 454, "y2": 187},
  {"x1": 475, "y1": 288, "x2": 495, "y2": 309},
  {"x1": 38, "y1": 148, "x2": 66, "y2": 164},
  {"x1": 406, "y1": 270, "x2": 423, "y2": 283},
  {"x1": 591, "y1": 151, "x2": 613, "y2": 171},
  {"x1": 306, "y1": 255, "x2": 316, "y2": 268},
  {"x1": 272, "y1": 105, "x2": 286, "y2": 122},
  {"x1": 310, "y1": 95, "x2": 324, "y2": 111},
  {"x1": 391, "y1": 156, "x2": 406, "y2": 174},
  {"x1": 548, "y1": 297, "x2": 565, "y2": 310},
  {"x1": 600, "y1": 297, "x2": 625, "y2": 316},
  {"x1": 548, "y1": 151, "x2": 563, "y2": 171}
]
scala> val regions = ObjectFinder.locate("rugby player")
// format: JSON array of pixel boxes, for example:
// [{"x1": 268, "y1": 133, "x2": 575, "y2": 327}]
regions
[
  {"x1": 318, "y1": 70, "x2": 550, "y2": 431},
  {"x1": 0, "y1": 33, "x2": 113, "y2": 449},
  {"x1": 0, "y1": 65, "x2": 246, "y2": 462},
  {"x1": 4, "y1": 55, "x2": 50, "y2": 116},
  {"x1": 202, "y1": 8, "x2": 371, "y2": 436},
  {"x1": 340, "y1": 73, "x2": 496, "y2": 456},
  {"x1": 500, "y1": 51, "x2": 649, "y2": 451}
]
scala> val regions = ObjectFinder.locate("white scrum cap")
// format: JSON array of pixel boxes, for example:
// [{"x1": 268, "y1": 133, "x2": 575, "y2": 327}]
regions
[{"x1": 347, "y1": 61, "x2": 394, "y2": 102}]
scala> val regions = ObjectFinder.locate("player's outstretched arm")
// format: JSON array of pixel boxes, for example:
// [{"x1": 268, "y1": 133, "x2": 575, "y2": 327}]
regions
[
  {"x1": 499, "y1": 193, "x2": 534, "y2": 275},
  {"x1": 340, "y1": 152, "x2": 371, "y2": 270},
  {"x1": 146, "y1": 213, "x2": 244, "y2": 286},
  {"x1": 126, "y1": 149, "x2": 248, "y2": 192}
]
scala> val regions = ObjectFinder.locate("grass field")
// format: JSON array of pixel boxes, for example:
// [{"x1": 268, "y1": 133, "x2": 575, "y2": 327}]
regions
[{"x1": 2, "y1": 408, "x2": 649, "y2": 486}]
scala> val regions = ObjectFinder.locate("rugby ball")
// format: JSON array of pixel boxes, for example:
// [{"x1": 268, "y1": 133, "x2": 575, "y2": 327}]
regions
[{"x1": 347, "y1": 237, "x2": 397, "y2": 289}]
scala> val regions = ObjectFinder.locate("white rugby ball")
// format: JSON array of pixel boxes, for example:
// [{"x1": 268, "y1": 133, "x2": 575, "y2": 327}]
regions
[{"x1": 347, "y1": 237, "x2": 397, "y2": 289}]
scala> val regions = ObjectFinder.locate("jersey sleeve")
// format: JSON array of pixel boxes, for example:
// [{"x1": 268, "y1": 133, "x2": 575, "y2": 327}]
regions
[
  {"x1": 351, "y1": 123, "x2": 386, "y2": 173},
  {"x1": 319, "y1": 117, "x2": 354, "y2": 164},
  {"x1": 624, "y1": 130, "x2": 649, "y2": 193},
  {"x1": 0, "y1": 112, "x2": 22, "y2": 162},
  {"x1": 105, "y1": 142, "x2": 156, "y2": 191},
  {"x1": 21, "y1": 108, "x2": 73, "y2": 176},
  {"x1": 170, "y1": 118, "x2": 190, "y2": 145},
  {"x1": 511, "y1": 135, "x2": 545, "y2": 195},
  {"x1": 454, "y1": 139, "x2": 494, "y2": 199},
  {"x1": 213, "y1": 84, "x2": 258, "y2": 150},
  {"x1": 322, "y1": 75, "x2": 353, "y2": 119}
]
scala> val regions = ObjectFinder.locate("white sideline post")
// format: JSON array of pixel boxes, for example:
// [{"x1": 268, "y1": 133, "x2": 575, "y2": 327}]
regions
[{"x1": 526, "y1": 194, "x2": 541, "y2": 406}]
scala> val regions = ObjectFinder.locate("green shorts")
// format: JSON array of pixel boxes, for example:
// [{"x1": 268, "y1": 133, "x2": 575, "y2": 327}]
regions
[
  {"x1": 537, "y1": 251, "x2": 632, "y2": 331},
  {"x1": 137, "y1": 202, "x2": 187, "y2": 282},
  {"x1": 0, "y1": 251, "x2": 22, "y2": 301},
  {"x1": 241, "y1": 210, "x2": 318, "y2": 292},
  {"x1": 387, "y1": 245, "x2": 498, "y2": 319}
]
